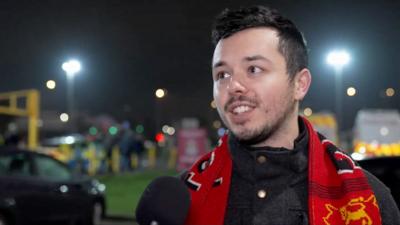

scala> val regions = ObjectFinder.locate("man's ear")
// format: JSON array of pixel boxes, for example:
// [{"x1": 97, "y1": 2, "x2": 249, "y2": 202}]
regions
[{"x1": 293, "y1": 68, "x2": 312, "y2": 101}]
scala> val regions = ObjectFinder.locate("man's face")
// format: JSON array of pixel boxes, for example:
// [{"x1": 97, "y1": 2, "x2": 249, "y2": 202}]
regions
[{"x1": 212, "y1": 27, "x2": 299, "y2": 145}]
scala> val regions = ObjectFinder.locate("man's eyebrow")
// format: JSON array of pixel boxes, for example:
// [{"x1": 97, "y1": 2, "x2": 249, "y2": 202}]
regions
[
  {"x1": 244, "y1": 55, "x2": 271, "y2": 62},
  {"x1": 212, "y1": 61, "x2": 226, "y2": 68},
  {"x1": 213, "y1": 55, "x2": 271, "y2": 68}
]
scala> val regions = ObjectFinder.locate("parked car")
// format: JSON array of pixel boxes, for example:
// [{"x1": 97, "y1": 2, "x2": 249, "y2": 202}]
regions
[
  {"x1": 0, "y1": 147, "x2": 106, "y2": 225},
  {"x1": 358, "y1": 156, "x2": 400, "y2": 208}
]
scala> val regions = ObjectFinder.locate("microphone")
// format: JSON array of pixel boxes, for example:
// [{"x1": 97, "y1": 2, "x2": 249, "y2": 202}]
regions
[{"x1": 136, "y1": 176, "x2": 190, "y2": 225}]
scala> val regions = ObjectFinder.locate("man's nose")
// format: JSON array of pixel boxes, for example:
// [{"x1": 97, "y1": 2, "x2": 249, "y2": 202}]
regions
[{"x1": 227, "y1": 74, "x2": 248, "y2": 95}]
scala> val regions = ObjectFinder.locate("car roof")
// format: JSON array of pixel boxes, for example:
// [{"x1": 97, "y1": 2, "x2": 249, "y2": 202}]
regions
[{"x1": 0, "y1": 146, "x2": 49, "y2": 158}]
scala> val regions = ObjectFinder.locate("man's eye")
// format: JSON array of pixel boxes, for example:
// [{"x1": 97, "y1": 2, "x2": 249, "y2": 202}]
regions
[
  {"x1": 216, "y1": 72, "x2": 230, "y2": 80},
  {"x1": 248, "y1": 66, "x2": 263, "y2": 74}
]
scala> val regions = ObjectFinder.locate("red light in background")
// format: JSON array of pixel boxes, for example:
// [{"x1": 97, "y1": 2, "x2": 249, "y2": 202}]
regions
[{"x1": 155, "y1": 133, "x2": 165, "y2": 143}]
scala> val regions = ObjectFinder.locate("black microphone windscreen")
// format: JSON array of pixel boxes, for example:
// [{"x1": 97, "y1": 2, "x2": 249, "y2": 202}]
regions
[{"x1": 136, "y1": 176, "x2": 190, "y2": 225}]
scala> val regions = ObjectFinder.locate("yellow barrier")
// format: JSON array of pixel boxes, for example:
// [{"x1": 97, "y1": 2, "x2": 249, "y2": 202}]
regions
[
  {"x1": 0, "y1": 89, "x2": 40, "y2": 149},
  {"x1": 168, "y1": 147, "x2": 178, "y2": 170},
  {"x1": 85, "y1": 143, "x2": 99, "y2": 176},
  {"x1": 148, "y1": 147, "x2": 156, "y2": 168},
  {"x1": 131, "y1": 154, "x2": 139, "y2": 169},
  {"x1": 111, "y1": 146, "x2": 120, "y2": 173}
]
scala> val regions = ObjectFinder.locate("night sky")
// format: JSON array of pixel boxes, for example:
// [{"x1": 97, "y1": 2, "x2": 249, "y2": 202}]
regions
[{"x1": 1, "y1": 0, "x2": 399, "y2": 134}]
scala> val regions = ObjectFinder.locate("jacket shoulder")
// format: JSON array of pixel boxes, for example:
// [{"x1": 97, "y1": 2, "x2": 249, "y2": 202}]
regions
[{"x1": 364, "y1": 170, "x2": 400, "y2": 224}]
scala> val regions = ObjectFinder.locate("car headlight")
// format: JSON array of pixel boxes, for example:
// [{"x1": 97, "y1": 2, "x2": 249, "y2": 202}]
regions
[{"x1": 91, "y1": 179, "x2": 106, "y2": 194}]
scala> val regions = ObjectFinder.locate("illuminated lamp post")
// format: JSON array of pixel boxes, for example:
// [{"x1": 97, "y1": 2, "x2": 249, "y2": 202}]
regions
[
  {"x1": 326, "y1": 50, "x2": 351, "y2": 132},
  {"x1": 62, "y1": 59, "x2": 81, "y2": 130}
]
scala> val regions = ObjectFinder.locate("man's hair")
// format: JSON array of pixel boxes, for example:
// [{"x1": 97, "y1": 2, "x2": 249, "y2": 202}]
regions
[{"x1": 211, "y1": 5, "x2": 308, "y2": 79}]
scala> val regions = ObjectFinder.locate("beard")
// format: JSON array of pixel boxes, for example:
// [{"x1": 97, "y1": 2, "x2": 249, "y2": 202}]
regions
[
  {"x1": 235, "y1": 99, "x2": 296, "y2": 146},
  {"x1": 218, "y1": 89, "x2": 297, "y2": 146}
]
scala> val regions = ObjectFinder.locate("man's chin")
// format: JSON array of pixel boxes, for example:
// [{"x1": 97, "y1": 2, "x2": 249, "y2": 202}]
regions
[{"x1": 230, "y1": 126, "x2": 271, "y2": 146}]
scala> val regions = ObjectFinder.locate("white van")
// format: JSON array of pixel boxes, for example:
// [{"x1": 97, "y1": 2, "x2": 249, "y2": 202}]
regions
[{"x1": 353, "y1": 109, "x2": 400, "y2": 159}]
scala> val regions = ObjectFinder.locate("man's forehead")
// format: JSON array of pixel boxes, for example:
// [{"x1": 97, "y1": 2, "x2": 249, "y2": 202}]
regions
[{"x1": 212, "y1": 27, "x2": 280, "y2": 66}]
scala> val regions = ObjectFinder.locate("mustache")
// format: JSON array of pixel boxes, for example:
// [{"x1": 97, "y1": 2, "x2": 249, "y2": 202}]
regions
[{"x1": 224, "y1": 95, "x2": 258, "y2": 111}]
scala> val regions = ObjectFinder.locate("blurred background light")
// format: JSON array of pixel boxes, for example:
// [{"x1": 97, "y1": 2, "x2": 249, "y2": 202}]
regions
[
  {"x1": 213, "y1": 120, "x2": 222, "y2": 129},
  {"x1": 326, "y1": 50, "x2": 351, "y2": 68},
  {"x1": 46, "y1": 80, "x2": 56, "y2": 90},
  {"x1": 89, "y1": 126, "x2": 98, "y2": 135},
  {"x1": 155, "y1": 89, "x2": 166, "y2": 98},
  {"x1": 380, "y1": 126, "x2": 389, "y2": 136},
  {"x1": 166, "y1": 126, "x2": 175, "y2": 135},
  {"x1": 303, "y1": 107, "x2": 313, "y2": 117},
  {"x1": 62, "y1": 59, "x2": 81, "y2": 77},
  {"x1": 65, "y1": 136, "x2": 75, "y2": 144},
  {"x1": 155, "y1": 132, "x2": 165, "y2": 143},
  {"x1": 347, "y1": 87, "x2": 357, "y2": 96},
  {"x1": 135, "y1": 124, "x2": 144, "y2": 134},
  {"x1": 108, "y1": 126, "x2": 118, "y2": 135},
  {"x1": 386, "y1": 88, "x2": 395, "y2": 97},
  {"x1": 60, "y1": 113, "x2": 69, "y2": 122},
  {"x1": 162, "y1": 125, "x2": 169, "y2": 134},
  {"x1": 351, "y1": 152, "x2": 365, "y2": 161},
  {"x1": 217, "y1": 127, "x2": 226, "y2": 137},
  {"x1": 210, "y1": 100, "x2": 217, "y2": 109}
]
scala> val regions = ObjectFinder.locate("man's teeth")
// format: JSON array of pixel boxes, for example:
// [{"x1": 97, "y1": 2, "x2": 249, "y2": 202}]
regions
[{"x1": 233, "y1": 106, "x2": 251, "y2": 114}]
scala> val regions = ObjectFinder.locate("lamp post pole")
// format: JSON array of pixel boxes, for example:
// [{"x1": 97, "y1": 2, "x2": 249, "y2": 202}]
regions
[
  {"x1": 334, "y1": 66, "x2": 343, "y2": 130},
  {"x1": 326, "y1": 50, "x2": 351, "y2": 135},
  {"x1": 62, "y1": 59, "x2": 81, "y2": 131},
  {"x1": 154, "y1": 88, "x2": 166, "y2": 136}
]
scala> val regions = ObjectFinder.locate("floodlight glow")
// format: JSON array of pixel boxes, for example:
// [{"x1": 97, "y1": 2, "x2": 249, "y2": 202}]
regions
[
  {"x1": 155, "y1": 89, "x2": 166, "y2": 98},
  {"x1": 326, "y1": 50, "x2": 351, "y2": 68},
  {"x1": 46, "y1": 80, "x2": 56, "y2": 89},
  {"x1": 60, "y1": 113, "x2": 69, "y2": 122},
  {"x1": 62, "y1": 59, "x2": 81, "y2": 77},
  {"x1": 347, "y1": 87, "x2": 357, "y2": 96}
]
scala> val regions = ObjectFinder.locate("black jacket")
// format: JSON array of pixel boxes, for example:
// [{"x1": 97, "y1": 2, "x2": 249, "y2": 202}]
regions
[{"x1": 223, "y1": 119, "x2": 400, "y2": 225}]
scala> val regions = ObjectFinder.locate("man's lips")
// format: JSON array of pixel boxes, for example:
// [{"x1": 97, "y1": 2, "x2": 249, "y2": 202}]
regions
[
  {"x1": 224, "y1": 96, "x2": 258, "y2": 114},
  {"x1": 226, "y1": 101, "x2": 256, "y2": 115}
]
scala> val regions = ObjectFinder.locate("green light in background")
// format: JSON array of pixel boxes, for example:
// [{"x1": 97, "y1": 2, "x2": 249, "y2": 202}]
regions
[
  {"x1": 89, "y1": 126, "x2": 98, "y2": 135},
  {"x1": 109, "y1": 126, "x2": 118, "y2": 135},
  {"x1": 136, "y1": 124, "x2": 144, "y2": 133}
]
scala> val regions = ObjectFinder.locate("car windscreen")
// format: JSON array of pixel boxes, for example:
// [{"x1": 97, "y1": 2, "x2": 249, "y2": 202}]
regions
[{"x1": 33, "y1": 154, "x2": 72, "y2": 182}]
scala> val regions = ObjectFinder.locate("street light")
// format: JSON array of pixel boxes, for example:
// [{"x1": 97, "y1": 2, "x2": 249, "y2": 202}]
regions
[
  {"x1": 154, "y1": 88, "x2": 167, "y2": 135},
  {"x1": 62, "y1": 59, "x2": 81, "y2": 126},
  {"x1": 60, "y1": 113, "x2": 69, "y2": 122},
  {"x1": 46, "y1": 80, "x2": 56, "y2": 90},
  {"x1": 326, "y1": 50, "x2": 351, "y2": 132},
  {"x1": 155, "y1": 88, "x2": 166, "y2": 98}
]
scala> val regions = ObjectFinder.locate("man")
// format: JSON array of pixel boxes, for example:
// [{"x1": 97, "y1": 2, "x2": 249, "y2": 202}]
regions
[{"x1": 182, "y1": 5, "x2": 400, "y2": 225}]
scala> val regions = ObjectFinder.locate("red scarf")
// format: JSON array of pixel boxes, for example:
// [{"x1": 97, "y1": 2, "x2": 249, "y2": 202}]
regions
[{"x1": 183, "y1": 117, "x2": 381, "y2": 225}]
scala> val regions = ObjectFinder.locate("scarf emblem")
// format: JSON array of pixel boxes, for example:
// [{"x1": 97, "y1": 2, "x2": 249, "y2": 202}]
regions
[{"x1": 323, "y1": 195, "x2": 378, "y2": 225}]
